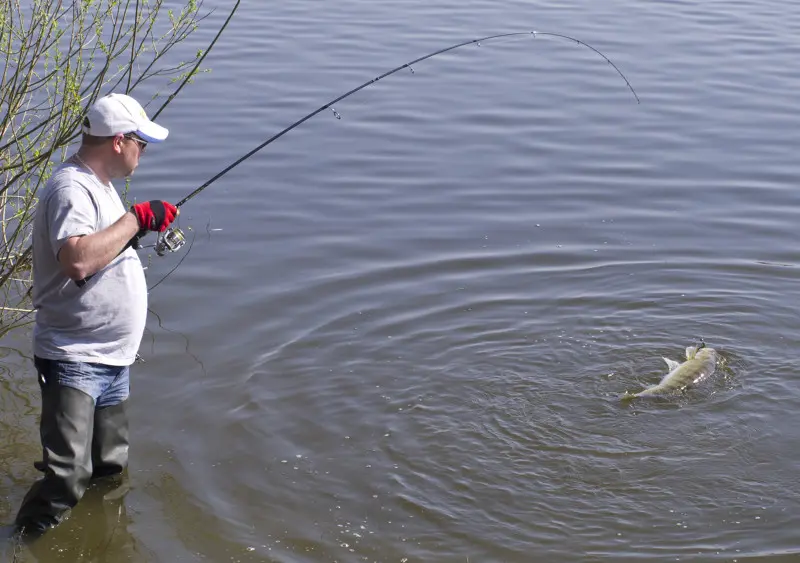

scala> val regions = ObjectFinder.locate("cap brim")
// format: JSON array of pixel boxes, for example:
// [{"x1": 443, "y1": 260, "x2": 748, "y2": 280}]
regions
[{"x1": 136, "y1": 120, "x2": 169, "y2": 143}]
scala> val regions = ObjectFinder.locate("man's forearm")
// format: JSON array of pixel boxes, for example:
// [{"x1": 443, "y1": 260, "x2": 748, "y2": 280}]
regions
[{"x1": 58, "y1": 212, "x2": 141, "y2": 280}]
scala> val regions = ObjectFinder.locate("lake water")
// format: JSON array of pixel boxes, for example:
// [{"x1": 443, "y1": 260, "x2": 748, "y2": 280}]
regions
[{"x1": 2, "y1": 0, "x2": 800, "y2": 561}]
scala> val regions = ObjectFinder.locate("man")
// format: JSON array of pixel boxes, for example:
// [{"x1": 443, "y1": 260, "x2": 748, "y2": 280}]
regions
[{"x1": 15, "y1": 93, "x2": 178, "y2": 535}]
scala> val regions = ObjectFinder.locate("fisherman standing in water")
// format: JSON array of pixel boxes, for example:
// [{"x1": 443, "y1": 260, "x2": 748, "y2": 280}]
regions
[{"x1": 15, "y1": 94, "x2": 178, "y2": 536}]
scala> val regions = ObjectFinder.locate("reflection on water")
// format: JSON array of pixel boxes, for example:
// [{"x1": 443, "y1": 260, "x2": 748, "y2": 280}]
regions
[{"x1": 8, "y1": 477, "x2": 141, "y2": 563}]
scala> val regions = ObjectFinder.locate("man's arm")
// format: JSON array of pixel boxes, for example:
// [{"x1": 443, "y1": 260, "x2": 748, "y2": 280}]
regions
[{"x1": 58, "y1": 211, "x2": 140, "y2": 281}]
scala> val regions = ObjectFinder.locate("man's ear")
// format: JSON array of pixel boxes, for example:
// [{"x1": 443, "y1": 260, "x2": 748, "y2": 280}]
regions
[{"x1": 112, "y1": 134, "x2": 125, "y2": 154}]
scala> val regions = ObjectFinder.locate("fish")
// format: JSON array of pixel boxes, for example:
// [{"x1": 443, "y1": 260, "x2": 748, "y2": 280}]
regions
[{"x1": 621, "y1": 344, "x2": 719, "y2": 400}]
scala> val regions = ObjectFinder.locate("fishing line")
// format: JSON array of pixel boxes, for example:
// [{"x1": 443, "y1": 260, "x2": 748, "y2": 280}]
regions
[
  {"x1": 148, "y1": 228, "x2": 195, "y2": 291},
  {"x1": 145, "y1": 30, "x2": 640, "y2": 287},
  {"x1": 175, "y1": 30, "x2": 638, "y2": 209}
]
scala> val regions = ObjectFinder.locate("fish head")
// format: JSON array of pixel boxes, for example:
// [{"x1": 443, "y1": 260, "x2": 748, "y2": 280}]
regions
[
  {"x1": 686, "y1": 341, "x2": 712, "y2": 359},
  {"x1": 694, "y1": 347, "x2": 718, "y2": 363}
]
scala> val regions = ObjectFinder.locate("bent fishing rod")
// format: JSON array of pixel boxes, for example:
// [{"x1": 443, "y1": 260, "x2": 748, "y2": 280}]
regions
[{"x1": 145, "y1": 30, "x2": 640, "y2": 258}]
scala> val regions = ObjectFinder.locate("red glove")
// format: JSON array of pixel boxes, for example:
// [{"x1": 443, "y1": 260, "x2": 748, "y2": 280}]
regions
[{"x1": 131, "y1": 200, "x2": 178, "y2": 232}]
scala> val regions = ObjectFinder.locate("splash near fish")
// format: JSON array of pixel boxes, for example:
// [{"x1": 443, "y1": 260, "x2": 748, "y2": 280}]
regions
[{"x1": 622, "y1": 343, "x2": 719, "y2": 400}]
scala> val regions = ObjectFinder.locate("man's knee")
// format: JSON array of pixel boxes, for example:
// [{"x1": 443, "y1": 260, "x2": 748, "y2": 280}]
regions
[{"x1": 16, "y1": 380, "x2": 95, "y2": 534}]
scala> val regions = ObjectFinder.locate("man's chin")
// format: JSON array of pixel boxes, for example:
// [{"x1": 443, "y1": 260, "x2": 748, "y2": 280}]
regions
[{"x1": 110, "y1": 166, "x2": 136, "y2": 180}]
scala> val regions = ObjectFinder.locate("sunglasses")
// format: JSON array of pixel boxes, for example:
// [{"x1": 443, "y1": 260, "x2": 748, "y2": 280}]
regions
[{"x1": 123, "y1": 134, "x2": 147, "y2": 153}]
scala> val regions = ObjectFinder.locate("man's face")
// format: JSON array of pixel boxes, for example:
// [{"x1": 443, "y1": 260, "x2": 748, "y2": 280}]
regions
[{"x1": 111, "y1": 133, "x2": 146, "y2": 178}]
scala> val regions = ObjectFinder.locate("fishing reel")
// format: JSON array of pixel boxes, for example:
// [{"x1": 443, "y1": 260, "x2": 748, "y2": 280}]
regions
[{"x1": 155, "y1": 227, "x2": 186, "y2": 256}]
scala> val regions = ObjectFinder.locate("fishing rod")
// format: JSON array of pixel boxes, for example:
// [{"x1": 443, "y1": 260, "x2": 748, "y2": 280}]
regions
[{"x1": 148, "y1": 30, "x2": 640, "y2": 257}]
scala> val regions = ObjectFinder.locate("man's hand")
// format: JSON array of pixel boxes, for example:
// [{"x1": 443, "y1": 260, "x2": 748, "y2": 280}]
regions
[{"x1": 131, "y1": 200, "x2": 178, "y2": 232}]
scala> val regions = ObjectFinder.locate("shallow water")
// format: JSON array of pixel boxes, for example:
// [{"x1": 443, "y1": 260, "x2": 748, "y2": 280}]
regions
[{"x1": 3, "y1": 0, "x2": 800, "y2": 561}]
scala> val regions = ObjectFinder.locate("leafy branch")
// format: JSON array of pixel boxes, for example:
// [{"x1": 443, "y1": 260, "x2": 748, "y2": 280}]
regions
[{"x1": 0, "y1": 0, "x2": 240, "y2": 337}]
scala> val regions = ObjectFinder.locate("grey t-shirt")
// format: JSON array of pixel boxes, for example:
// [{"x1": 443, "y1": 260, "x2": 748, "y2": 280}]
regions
[{"x1": 32, "y1": 161, "x2": 148, "y2": 366}]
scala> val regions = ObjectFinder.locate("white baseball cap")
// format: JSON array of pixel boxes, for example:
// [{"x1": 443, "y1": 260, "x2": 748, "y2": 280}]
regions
[{"x1": 82, "y1": 93, "x2": 169, "y2": 143}]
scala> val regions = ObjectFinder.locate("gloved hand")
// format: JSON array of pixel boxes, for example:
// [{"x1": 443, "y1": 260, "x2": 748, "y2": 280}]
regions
[{"x1": 130, "y1": 200, "x2": 178, "y2": 232}]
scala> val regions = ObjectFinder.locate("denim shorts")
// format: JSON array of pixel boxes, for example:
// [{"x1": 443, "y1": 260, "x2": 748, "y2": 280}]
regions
[{"x1": 34, "y1": 356, "x2": 130, "y2": 408}]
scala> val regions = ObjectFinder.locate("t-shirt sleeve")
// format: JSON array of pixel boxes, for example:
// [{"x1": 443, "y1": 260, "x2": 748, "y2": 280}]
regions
[{"x1": 45, "y1": 185, "x2": 98, "y2": 258}]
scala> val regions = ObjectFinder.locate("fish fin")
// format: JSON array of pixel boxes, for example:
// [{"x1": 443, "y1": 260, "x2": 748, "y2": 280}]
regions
[
  {"x1": 663, "y1": 357, "x2": 681, "y2": 372},
  {"x1": 685, "y1": 346, "x2": 698, "y2": 360}
]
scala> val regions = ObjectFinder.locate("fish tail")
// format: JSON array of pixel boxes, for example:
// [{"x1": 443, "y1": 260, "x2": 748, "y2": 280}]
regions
[{"x1": 620, "y1": 391, "x2": 638, "y2": 401}]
